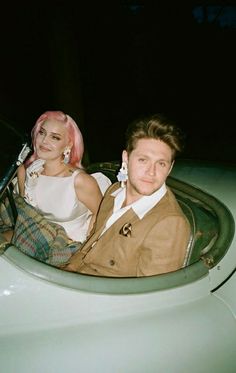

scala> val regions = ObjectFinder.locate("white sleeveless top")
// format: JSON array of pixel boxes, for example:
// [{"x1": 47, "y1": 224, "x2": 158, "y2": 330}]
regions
[{"x1": 24, "y1": 170, "x2": 111, "y2": 242}]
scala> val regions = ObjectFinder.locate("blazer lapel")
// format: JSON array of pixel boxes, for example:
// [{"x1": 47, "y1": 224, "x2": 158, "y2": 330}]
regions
[{"x1": 96, "y1": 208, "x2": 140, "y2": 241}]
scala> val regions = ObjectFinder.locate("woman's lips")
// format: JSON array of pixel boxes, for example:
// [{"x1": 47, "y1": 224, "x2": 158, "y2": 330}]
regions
[{"x1": 39, "y1": 145, "x2": 51, "y2": 152}]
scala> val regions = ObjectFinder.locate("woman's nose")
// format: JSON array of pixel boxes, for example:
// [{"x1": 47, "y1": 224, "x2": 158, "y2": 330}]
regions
[{"x1": 42, "y1": 135, "x2": 48, "y2": 143}]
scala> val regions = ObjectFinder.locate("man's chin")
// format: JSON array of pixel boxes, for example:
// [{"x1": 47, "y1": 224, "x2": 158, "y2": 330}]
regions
[
  {"x1": 127, "y1": 181, "x2": 160, "y2": 197},
  {"x1": 136, "y1": 186, "x2": 158, "y2": 197}
]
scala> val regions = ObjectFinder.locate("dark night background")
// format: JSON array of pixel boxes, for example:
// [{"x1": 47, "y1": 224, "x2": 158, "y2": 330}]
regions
[{"x1": 0, "y1": 1, "x2": 235, "y2": 168}]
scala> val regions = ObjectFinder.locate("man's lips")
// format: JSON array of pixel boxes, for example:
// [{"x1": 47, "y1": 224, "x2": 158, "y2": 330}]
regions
[{"x1": 140, "y1": 178, "x2": 155, "y2": 184}]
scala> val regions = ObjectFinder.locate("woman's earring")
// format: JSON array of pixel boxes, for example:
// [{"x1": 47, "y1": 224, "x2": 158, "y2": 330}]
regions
[
  {"x1": 63, "y1": 147, "x2": 71, "y2": 164},
  {"x1": 117, "y1": 161, "x2": 128, "y2": 188}
]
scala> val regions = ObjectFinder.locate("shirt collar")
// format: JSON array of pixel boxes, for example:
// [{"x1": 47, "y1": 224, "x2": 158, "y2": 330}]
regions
[{"x1": 111, "y1": 183, "x2": 167, "y2": 219}]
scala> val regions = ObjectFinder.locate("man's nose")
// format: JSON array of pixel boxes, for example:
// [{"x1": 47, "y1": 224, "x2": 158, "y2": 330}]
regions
[{"x1": 147, "y1": 163, "x2": 156, "y2": 175}]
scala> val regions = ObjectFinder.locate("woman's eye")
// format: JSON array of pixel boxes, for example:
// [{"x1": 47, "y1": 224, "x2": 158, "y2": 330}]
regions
[{"x1": 51, "y1": 135, "x2": 61, "y2": 141}]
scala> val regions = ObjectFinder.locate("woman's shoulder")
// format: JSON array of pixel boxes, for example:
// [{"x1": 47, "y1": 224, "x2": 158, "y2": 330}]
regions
[
  {"x1": 73, "y1": 168, "x2": 94, "y2": 185},
  {"x1": 72, "y1": 168, "x2": 95, "y2": 186},
  {"x1": 74, "y1": 170, "x2": 112, "y2": 195},
  {"x1": 67, "y1": 166, "x2": 85, "y2": 177}
]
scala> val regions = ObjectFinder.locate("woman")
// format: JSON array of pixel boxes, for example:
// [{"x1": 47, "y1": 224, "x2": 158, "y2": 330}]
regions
[{"x1": 5, "y1": 111, "x2": 111, "y2": 265}]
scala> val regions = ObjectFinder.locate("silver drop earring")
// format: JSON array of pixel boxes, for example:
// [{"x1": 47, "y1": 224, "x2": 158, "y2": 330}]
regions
[
  {"x1": 63, "y1": 147, "x2": 71, "y2": 164},
  {"x1": 117, "y1": 161, "x2": 128, "y2": 188}
]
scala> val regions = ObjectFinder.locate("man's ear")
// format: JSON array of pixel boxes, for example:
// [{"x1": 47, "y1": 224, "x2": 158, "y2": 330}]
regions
[
  {"x1": 122, "y1": 150, "x2": 128, "y2": 163},
  {"x1": 168, "y1": 160, "x2": 175, "y2": 175}
]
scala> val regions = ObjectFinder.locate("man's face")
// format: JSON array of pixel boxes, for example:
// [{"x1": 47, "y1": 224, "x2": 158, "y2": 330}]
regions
[{"x1": 123, "y1": 138, "x2": 173, "y2": 202}]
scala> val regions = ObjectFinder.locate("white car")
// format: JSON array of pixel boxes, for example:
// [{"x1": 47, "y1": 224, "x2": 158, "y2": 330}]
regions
[{"x1": 0, "y1": 155, "x2": 236, "y2": 373}]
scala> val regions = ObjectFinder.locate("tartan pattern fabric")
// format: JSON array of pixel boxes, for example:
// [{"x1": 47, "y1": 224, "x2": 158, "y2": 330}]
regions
[
  {"x1": 0, "y1": 196, "x2": 15, "y2": 232},
  {"x1": 0, "y1": 194, "x2": 81, "y2": 266}
]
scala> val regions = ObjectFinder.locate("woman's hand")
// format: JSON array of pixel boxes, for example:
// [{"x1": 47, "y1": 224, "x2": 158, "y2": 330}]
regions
[
  {"x1": 26, "y1": 159, "x2": 45, "y2": 181},
  {"x1": 24, "y1": 159, "x2": 45, "y2": 205}
]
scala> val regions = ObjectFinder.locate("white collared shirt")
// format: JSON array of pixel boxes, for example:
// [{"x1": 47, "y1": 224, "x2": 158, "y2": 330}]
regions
[{"x1": 102, "y1": 183, "x2": 167, "y2": 234}]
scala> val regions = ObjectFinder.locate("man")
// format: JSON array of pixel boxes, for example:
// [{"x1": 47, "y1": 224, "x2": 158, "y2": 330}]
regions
[{"x1": 65, "y1": 114, "x2": 191, "y2": 277}]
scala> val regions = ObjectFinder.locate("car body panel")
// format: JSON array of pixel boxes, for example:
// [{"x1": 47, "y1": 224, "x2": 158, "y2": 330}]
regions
[
  {"x1": 171, "y1": 159, "x2": 236, "y2": 289},
  {"x1": 0, "y1": 158, "x2": 236, "y2": 372},
  {"x1": 1, "y1": 253, "x2": 236, "y2": 373},
  {"x1": 1, "y1": 297, "x2": 236, "y2": 373}
]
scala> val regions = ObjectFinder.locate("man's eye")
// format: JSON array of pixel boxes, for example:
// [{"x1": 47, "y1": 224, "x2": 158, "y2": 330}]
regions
[
  {"x1": 159, "y1": 162, "x2": 166, "y2": 168},
  {"x1": 138, "y1": 158, "x2": 146, "y2": 162}
]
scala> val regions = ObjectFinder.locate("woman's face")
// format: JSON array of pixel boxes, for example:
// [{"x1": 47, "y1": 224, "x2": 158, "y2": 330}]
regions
[{"x1": 35, "y1": 119, "x2": 71, "y2": 161}]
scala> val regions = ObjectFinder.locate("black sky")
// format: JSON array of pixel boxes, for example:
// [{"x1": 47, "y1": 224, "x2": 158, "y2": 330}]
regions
[{"x1": 0, "y1": 1, "x2": 235, "y2": 163}]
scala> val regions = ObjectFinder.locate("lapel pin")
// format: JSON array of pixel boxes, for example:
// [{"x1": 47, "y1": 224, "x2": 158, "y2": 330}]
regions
[{"x1": 119, "y1": 223, "x2": 132, "y2": 237}]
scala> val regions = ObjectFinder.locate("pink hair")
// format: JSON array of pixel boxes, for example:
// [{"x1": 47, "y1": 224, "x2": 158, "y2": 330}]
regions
[{"x1": 25, "y1": 111, "x2": 84, "y2": 168}]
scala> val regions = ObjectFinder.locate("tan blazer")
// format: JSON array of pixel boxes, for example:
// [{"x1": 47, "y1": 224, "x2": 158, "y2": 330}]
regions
[{"x1": 68, "y1": 183, "x2": 191, "y2": 277}]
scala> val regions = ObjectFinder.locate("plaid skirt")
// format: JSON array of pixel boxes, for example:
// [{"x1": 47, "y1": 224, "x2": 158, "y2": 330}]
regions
[{"x1": 0, "y1": 194, "x2": 82, "y2": 267}]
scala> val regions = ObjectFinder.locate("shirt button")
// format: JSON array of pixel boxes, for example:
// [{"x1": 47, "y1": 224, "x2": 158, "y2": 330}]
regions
[{"x1": 109, "y1": 259, "x2": 115, "y2": 266}]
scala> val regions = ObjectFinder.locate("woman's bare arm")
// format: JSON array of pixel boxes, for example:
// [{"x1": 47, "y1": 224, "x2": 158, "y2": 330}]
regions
[
  {"x1": 17, "y1": 164, "x2": 26, "y2": 196},
  {"x1": 74, "y1": 172, "x2": 103, "y2": 235}
]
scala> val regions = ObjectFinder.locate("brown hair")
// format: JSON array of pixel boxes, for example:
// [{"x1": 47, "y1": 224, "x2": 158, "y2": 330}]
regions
[{"x1": 125, "y1": 113, "x2": 185, "y2": 160}]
